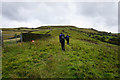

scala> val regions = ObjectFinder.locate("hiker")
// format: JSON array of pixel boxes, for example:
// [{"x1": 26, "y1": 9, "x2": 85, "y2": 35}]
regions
[
  {"x1": 65, "y1": 35, "x2": 70, "y2": 45},
  {"x1": 59, "y1": 33, "x2": 65, "y2": 51}
]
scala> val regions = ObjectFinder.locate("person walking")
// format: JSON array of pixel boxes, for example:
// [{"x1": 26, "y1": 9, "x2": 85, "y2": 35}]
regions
[
  {"x1": 59, "y1": 33, "x2": 65, "y2": 51},
  {"x1": 66, "y1": 35, "x2": 70, "y2": 45}
]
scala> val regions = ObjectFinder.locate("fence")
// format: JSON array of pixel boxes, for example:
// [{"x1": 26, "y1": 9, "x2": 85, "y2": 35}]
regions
[
  {"x1": 2, "y1": 33, "x2": 23, "y2": 46},
  {"x1": 2, "y1": 32, "x2": 51, "y2": 45}
]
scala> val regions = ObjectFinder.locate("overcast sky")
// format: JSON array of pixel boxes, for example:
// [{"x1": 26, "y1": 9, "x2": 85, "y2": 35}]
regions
[{"x1": 1, "y1": 2, "x2": 118, "y2": 33}]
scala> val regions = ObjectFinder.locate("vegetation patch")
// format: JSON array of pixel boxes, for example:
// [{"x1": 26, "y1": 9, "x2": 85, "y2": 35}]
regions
[{"x1": 2, "y1": 26, "x2": 120, "y2": 78}]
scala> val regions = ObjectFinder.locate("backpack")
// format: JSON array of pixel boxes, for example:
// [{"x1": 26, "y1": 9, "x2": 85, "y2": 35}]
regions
[
  {"x1": 61, "y1": 34, "x2": 64, "y2": 39},
  {"x1": 66, "y1": 36, "x2": 69, "y2": 39}
]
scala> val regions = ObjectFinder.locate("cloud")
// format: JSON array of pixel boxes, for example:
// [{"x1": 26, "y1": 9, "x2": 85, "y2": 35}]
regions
[
  {"x1": 0, "y1": 3, "x2": 2, "y2": 27},
  {"x1": 1, "y1": 2, "x2": 118, "y2": 33},
  {"x1": 75, "y1": 2, "x2": 118, "y2": 32},
  {"x1": 118, "y1": 2, "x2": 120, "y2": 33}
]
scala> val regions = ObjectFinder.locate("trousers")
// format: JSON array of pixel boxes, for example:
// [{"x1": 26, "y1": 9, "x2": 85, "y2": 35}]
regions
[{"x1": 60, "y1": 39, "x2": 65, "y2": 50}]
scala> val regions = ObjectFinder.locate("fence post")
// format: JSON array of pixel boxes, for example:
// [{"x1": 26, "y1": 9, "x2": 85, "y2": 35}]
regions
[
  {"x1": 15, "y1": 34, "x2": 17, "y2": 43},
  {"x1": 20, "y1": 32, "x2": 22, "y2": 43},
  {"x1": 2, "y1": 36, "x2": 3, "y2": 46},
  {"x1": 2, "y1": 33, "x2": 4, "y2": 46}
]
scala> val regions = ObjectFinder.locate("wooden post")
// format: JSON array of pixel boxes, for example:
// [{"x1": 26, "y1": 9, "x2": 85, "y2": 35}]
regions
[
  {"x1": 15, "y1": 34, "x2": 17, "y2": 43},
  {"x1": 20, "y1": 32, "x2": 22, "y2": 43},
  {"x1": 2, "y1": 36, "x2": 3, "y2": 46},
  {"x1": 1, "y1": 31, "x2": 4, "y2": 46}
]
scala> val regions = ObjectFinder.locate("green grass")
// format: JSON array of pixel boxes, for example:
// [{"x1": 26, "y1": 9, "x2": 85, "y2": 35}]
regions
[
  {"x1": 78, "y1": 28, "x2": 98, "y2": 34},
  {"x1": 32, "y1": 30, "x2": 50, "y2": 34},
  {"x1": 2, "y1": 27, "x2": 119, "y2": 78},
  {"x1": 3, "y1": 38, "x2": 20, "y2": 46}
]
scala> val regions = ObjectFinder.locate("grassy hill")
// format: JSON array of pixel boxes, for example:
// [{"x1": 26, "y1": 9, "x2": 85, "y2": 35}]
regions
[{"x1": 2, "y1": 26, "x2": 120, "y2": 78}]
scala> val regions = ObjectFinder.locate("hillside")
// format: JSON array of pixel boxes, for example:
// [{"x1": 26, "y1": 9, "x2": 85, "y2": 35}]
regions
[{"x1": 2, "y1": 26, "x2": 120, "y2": 78}]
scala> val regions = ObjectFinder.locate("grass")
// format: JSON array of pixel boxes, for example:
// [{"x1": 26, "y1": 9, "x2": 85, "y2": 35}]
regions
[
  {"x1": 78, "y1": 28, "x2": 98, "y2": 34},
  {"x1": 31, "y1": 30, "x2": 50, "y2": 34},
  {"x1": 2, "y1": 27, "x2": 119, "y2": 78}
]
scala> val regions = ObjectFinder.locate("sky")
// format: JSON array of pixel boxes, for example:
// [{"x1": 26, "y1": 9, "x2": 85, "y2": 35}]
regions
[{"x1": 1, "y1": 1, "x2": 118, "y2": 33}]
